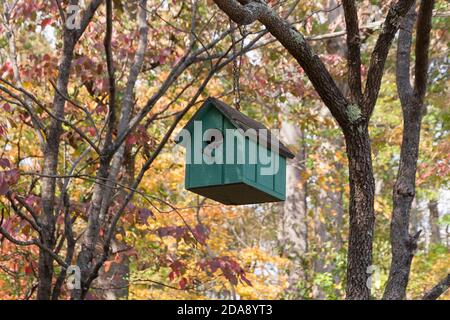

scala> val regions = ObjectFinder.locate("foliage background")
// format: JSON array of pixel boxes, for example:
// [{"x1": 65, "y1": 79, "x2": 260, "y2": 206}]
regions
[{"x1": 0, "y1": 0, "x2": 448, "y2": 300}]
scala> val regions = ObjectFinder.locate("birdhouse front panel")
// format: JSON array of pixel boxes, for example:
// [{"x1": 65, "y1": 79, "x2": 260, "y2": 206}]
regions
[
  {"x1": 186, "y1": 106, "x2": 224, "y2": 189},
  {"x1": 180, "y1": 98, "x2": 294, "y2": 205}
]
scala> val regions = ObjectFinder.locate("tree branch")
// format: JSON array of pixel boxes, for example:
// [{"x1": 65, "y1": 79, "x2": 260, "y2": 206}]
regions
[
  {"x1": 104, "y1": 0, "x2": 117, "y2": 148},
  {"x1": 342, "y1": 0, "x2": 362, "y2": 104},
  {"x1": 414, "y1": 0, "x2": 434, "y2": 100},
  {"x1": 383, "y1": 0, "x2": 436, "y2": 300},
  {"x1": 6, "y1": 192, "x2": 41, "y2": 233},
  {"x1": 38, "y1": 0, "x2": 103, "y2": 300},
  {"x1": 396, "y1": 5, "x2": 416, "y2": 105},
  {"x1": 75, "y1": 0, "x2": 104, "y2": 42},
  {"x1": 213, "y1": 0, "x2": 266, "y2": 25},
  {"x1": 363, "y1": 0, "x2": 415, "y2": 116},
  {"x1": 0, "y1": 226, "x2": 35, "y2": 246},
  {"x1": 422, "y1": 274, "x2": 450, "y2": 300},
  {"x1": 213, "y1": 0, "x2": 350, "y2": 128}
]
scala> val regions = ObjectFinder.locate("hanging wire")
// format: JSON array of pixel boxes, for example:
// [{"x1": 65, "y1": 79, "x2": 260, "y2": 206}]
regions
[{"x1": 230, "y1": 21, "x2": 247, "y2": 111}]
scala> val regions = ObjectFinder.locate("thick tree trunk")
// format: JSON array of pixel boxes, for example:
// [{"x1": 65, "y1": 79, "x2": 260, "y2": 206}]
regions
[
  {"x1": 344, "y1": 126, "x2": 375, "y2": 300},
  {"x1": 36, "y1": 234, "x2": 55, "y2": 300},
  {"x1": 333, "y1": 163, "x2": 345, "y2": 252},
  {"x1": 212, "y1": 0, "x2": 414, "y2": 300},
  {"x1": 279, "y1": 121, "x2": 308, "y2": 298},
  {"x1": 95, "y1": 239, "x2": 130, "y2": 300},
  {"x1": 94, "y1": 146, "x2": 134, "y2": 300}
]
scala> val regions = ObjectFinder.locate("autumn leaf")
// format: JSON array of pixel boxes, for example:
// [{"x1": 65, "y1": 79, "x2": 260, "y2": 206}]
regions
[
  {"x1": 179, "y1": 277, "x2": 188, "y2": 290},
  {"x1": 104, "y1": 261, "x2": 114, "y2": 273},
  {"x1": 41, "y1": 18, "x2": 53, "y2": 29}
]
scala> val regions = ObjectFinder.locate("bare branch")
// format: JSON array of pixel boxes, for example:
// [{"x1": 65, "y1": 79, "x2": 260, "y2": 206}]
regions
[
  {"x1": 0, "y1": 83, "x2": 45, "y2": 135},
  {"x1": 104, "y1": 0, "x2": 117, "y2": 148},
  {"x1": 75, "y1": 0, "x2": 104, "y2": 42},
  {"x1": 0, "y1": 226, "x2": 35, "y2": 246},
  {"x1": 6, "y1": 192, "x2": 41, "y2": 233},
  {"x1": 51, "y1": 192, "x2": 76, "y2": 300},
  {"x1": 1, "y1": 6, "x2": 45, "y2": 145},
  {"x1": 54, "y1": 0, "x2": 66, "y2": 24}
]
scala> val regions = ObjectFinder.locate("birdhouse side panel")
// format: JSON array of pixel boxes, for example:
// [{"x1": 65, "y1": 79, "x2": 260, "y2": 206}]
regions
[
  {"x1": 242, "y1": 143, "x2": 287, "y2": 202},
  {"x1": 274, "y1": 156, "x2": 287, "y2": 199}
]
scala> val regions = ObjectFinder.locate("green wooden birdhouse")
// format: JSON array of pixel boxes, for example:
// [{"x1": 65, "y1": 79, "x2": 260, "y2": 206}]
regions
[{"x1": 176, "y1": 97, "x2": 295, "y2": 205}]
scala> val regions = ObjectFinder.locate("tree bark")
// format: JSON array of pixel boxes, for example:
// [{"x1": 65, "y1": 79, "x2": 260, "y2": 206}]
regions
[
  {"x1": 38, "y1": 33, "x2": 77, "y2": 301},
  {"x1": 74, "y1": 0, "x2": 148, "y2": 300},
  {"x1": 95, "y1": 240, "x2": 130, "y2": 300},
  {"x1": 383, "y1": 95, "x2": 423, "y2": 299},
  {"x1": 37, "y1": 0, "x2": 103, "y2": 300},
  {"x1": 95, "y1": 145, "x2": 135, "y2": 300},
  {"x1": 383, "y1": 0, "x2": 434, "y2": 300},
  {"x1": 422, "y1": 274, "x2": 450, "y2": 300},
  {"x1": 344, "y1": 126, "x2": 375, "y2": 300},
  {"x1": 212, "y1": 0, "x2": 414, "y2": 300}
]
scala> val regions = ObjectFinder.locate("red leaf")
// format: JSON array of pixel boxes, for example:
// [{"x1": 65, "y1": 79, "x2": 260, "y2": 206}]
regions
[
  {"x1": 0, "y1": 123, "x2": 7, "y2": 136},
  {"x1": 0, "y1": 169, "x2": 19, "y2": 195},
  {"x1": 87, "y1": 127, "x2": 96, "y2": 137},
  {"x1": 126, "y1": 134, "x2": 138, "y2": 146},
  {"x1": 192, "y1": 224, "x2": 209, "y2": 245},
  {"x1": 2, "y1": 103, "x2": 11, "y2": 112},
  {"x1": 0, "y1": 62, "x2": 13, "y2": 77},
  {"x1": 41, "y1": 18, "x2": 53, "y2": 29},
  {"x1": 24, "y1": 264, "x2": 33, "y2": 275},
  {"x1": 179, "y1": 277, "x2": 188, "y2": 290}
]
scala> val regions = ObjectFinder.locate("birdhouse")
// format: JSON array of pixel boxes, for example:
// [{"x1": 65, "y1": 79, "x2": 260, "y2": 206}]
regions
[{"x1": 176, "y1": 97, "x2": 294, "y2": 205}]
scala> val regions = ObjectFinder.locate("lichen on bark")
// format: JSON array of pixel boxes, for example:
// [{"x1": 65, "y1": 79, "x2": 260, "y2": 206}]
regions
[{"x1": 346, "y1": 104, "x2": 362, "y2": 123}]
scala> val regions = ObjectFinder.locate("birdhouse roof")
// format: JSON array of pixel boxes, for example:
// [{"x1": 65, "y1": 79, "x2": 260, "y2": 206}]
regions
[{"x1": 181, "y1": 97, "x2": 295, "y2": 159}]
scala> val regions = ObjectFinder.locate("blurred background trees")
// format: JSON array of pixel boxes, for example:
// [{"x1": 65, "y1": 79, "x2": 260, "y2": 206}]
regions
[{"x1": 0, "y1": 0, "x2": 448, "y2": 299}]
